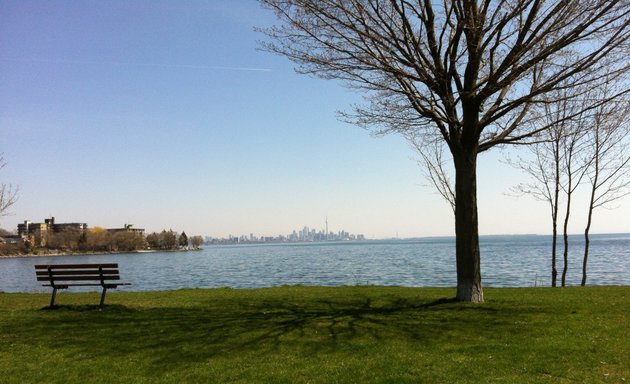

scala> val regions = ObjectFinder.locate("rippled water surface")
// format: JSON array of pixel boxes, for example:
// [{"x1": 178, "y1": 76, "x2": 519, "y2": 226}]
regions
[{"x1": 1, "y1": 234, "x2": 628, "y2": 292}]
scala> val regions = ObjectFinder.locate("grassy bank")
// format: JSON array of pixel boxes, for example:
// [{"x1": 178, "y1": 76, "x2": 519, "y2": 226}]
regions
[{"x1": 1, "y1": 286, "x2": 628, "y2": 383}]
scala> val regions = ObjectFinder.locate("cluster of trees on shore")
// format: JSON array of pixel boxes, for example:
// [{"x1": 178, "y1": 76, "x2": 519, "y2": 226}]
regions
[
  {"x1": 0, "y1": 228, "x2": 24, "y2": 256},
  {"x1": 145, "y1": 230, "x2": 204, "y2": 251},
  {"x1": 0, "y1": 226, "x2": 204, "y2": 255}
]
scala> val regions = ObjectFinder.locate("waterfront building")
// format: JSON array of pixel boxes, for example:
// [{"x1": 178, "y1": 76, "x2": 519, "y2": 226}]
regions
[
  {"x1": 17, "y1": 217, "x2": 87, "y2": 247},
  {"x1": 107, "y1": 224, "x2": 145, "y2": 236}
]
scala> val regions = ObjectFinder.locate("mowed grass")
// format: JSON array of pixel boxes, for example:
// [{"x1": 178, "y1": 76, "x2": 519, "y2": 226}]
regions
[{"x1": 0, "y1": 286, "x2": 628, "y2": 383}]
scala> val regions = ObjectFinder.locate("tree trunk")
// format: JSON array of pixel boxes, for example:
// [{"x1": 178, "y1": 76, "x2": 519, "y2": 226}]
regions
[
  {"x1": 551, "y1": 216, "x2": 558, "y2": 287},
  {"x1": 582, "y1": 191, "x2": 596, "y2": 286},
  {"x1": 453, "y1": 150, "x2": 484, "y2": 303},
  {"x1": 583, "y1": 138, "x2": 600, "y2": 286},
  {"x1": 561, "y1": 192, "x2": 571, "y2": 287},
  {"x1": 582, "y1": 226, "x2": 591, "y2": 286},
  {"x1": 550, "y1": 136, "x2": 561, "y2": 287}
]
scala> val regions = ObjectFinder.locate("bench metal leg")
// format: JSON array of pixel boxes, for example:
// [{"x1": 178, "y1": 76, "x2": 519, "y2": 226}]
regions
[
  {"x1": 100, "y1": 287, "x2": 108, "y2": 308},
  {"x1": 50, "y1": 288, "x2": 58, "y2": 307}
]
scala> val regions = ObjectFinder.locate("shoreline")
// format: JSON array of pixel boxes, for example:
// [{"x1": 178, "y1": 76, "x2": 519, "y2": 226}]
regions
[{"x1": 0, "y1": 248, "x2": 202, "y2": 259}]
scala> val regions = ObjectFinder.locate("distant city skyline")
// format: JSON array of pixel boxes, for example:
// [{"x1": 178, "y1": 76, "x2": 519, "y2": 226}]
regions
[
  {"x1": 2, "y1": 1, "x2": 629, "y2": 239},
  {"x1": 207, "y1": 222, "x2": 366, "y2": 244}
]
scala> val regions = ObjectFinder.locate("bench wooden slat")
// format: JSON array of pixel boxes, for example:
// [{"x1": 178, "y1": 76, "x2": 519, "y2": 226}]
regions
[
  {"x1": 42, "y1": 283, "x2": 131, "y2": 287},
  {"x1": 36, "y1": 269, "x2": 119, "y2": 276},
  {"x1": 35, "y1": 263, "x2": 118, "y2": 269},
  {"x1": 37, "y1": 276, "x2": 122, "y2": 282}
]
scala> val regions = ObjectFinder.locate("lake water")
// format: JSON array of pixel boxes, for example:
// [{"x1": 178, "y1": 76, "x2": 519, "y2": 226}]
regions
[{"x1": 1, "y1": 234, "x2": 628, "y2": 293}]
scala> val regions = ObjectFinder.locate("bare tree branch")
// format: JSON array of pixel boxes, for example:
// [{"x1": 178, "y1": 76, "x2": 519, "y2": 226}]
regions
[
  {"x1": 407, "y1": 133, "x2": 456, "y2": 213},
  {"x1": 0, "y1": 154, "x2": 19, "y2": 219},
  {"x1": 582, "y1": 83, "x2": 630, "y2": 286}
]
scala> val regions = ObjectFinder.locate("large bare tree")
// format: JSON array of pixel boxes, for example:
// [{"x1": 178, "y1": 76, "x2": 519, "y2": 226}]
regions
[{"x1": 259, "y1": 0, "x2": 629, "y2": 302}]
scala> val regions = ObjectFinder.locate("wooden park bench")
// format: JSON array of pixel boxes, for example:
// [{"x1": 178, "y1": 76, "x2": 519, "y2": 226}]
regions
[{"x1": 35, "y1": 263, "x2": 131, "y2": 308}]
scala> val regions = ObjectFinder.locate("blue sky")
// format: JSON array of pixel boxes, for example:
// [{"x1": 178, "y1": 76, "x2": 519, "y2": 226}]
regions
[{"x1": 1, "y1": 0, "x2": 628, "y2": 239}]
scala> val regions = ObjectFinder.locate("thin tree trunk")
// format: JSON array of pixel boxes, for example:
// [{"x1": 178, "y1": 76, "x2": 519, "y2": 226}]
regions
[
  {"x1": 551, "y1": 173, "x2": 560, "y2": 287},
  {"x1": 582, "y1": 221, "x2": 592, "y2": 286},
  {"x1": 551, "y1": 140, "x2": 560, "y2": 287},
  {"x1": 561, "y1": 191, "x2": 571, "y2": 287},
  {"x1": 453, "y1": 149, "x2": 483, "y2": 303},
  {"x1": 551, "y1": 222, "x2": 558, "y2": 287},
  {"x1": 583, "y1": 184, "x2": 597, "y2": 286},
  {"x1": 583, "y1": 131, "x2": 601, "y2": 286}
]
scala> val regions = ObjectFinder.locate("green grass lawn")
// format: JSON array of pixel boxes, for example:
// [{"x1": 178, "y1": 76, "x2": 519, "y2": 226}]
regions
[{"x1": 1, "y1": 286, "x2": 628, "y2": 383}]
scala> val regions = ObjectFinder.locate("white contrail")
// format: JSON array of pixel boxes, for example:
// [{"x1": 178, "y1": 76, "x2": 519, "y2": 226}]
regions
[
  {"x1": 112, "y1": 62, "x2": 273, "y2": 72},
  {"x1": 1, "y1": 58, "x2": 272, "y2": 72}
]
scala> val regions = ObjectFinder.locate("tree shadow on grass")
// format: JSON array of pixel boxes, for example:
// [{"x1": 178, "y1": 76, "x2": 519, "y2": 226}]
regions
[{"x1": 8, "y1": 292, "x2": 534, "y2": 376}]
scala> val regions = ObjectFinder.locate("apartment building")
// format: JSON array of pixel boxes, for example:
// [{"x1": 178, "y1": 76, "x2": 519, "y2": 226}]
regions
[{"x1": 17, "y1": 217, "x2": 87, "y2": 247}]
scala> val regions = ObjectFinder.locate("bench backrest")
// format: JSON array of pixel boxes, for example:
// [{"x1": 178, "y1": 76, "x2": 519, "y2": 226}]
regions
[{"x1": 35, "y1": 263, "x2": 122, "y2": 287}]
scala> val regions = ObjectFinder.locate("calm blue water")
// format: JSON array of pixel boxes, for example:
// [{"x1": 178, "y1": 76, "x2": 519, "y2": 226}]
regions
[{"x1": 1, "y1": 234, "x2": 628, "y2": 293}]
